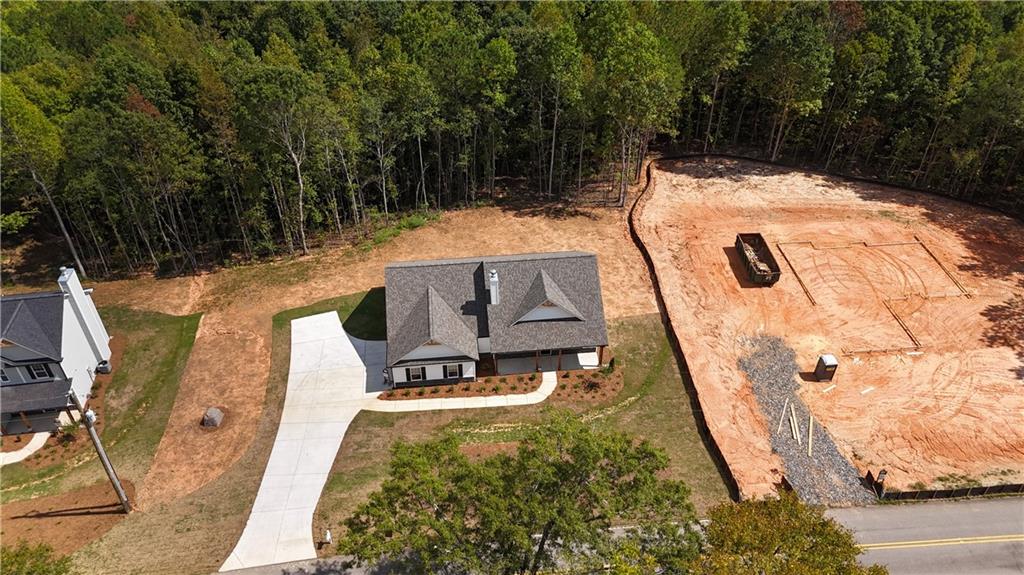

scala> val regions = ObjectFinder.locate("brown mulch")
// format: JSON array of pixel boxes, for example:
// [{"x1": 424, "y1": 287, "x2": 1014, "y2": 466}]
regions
[
  {"x1": 0, "y1": 480, "x2": 136, "y2": 557},
  {"x1": 549, "y1": 366, "x2": 624, "y2": 406},
  {"x1": 379, "y1": 373, "x2": 544, "y2": 401},
  {"x1": 0, "y1": 334, "x2": 125, "y2": 465}
]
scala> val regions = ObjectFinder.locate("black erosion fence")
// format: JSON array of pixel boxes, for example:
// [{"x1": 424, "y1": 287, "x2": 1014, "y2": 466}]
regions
[{"x1": 865, "y1": 470, "x2": 1024, "y2": 502}]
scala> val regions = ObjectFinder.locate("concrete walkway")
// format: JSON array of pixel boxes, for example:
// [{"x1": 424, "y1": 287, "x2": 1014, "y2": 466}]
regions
[
  {"x1": 364, "y1": 372, "x2": 556, "y2": 413},
  {"x1": 0, "y1": 432, "x2": 49, "y2": 466},
  {"x1": 222, "y1": 312, "x2": 557, "y2": 572}
]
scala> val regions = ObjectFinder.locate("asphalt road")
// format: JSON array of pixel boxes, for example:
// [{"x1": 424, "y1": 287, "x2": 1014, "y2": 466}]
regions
[
  {"x1": 220, "y1": 498, "x2": 1024, "y2": 575},
  {"x1": 828, "y1": 497, "x2": 1024, "y2": 575}
]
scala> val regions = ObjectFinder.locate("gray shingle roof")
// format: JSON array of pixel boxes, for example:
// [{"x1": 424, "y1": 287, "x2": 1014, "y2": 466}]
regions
[
  {"x1": 385, "y1": 252, "x2": 607, "y2": 366},
  {"x1": 0, "y1": 292, "x2": 64, "y2": 361},
  {"x1": 388, "y1": 286, "x2": 480, "y2": 365},
  {"x1": 1, "y1": 379, "x2": 73, "y2": 413},
  {"x1": 512, "y1": 269, "x2": 585, "y2": 324}
]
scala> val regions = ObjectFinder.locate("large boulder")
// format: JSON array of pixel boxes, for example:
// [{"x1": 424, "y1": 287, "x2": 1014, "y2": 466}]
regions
[{"x1": 201, "y1": 407, "x2": 224, "y2": 428}]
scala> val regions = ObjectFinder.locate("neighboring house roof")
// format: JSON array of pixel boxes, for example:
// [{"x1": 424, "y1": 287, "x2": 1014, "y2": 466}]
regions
[
  {"x1": 0, "y1": 379, "x2": 73, "y2": 413},
  {"x1": 0, "y1": 292, "x2": 64, "y2": 361},
  {"x1": 388, "y1": 286, "x2": 480, "y2": 365},
  {"x1": 385, "y1": 252, "x2": 608, "y2": 366}
]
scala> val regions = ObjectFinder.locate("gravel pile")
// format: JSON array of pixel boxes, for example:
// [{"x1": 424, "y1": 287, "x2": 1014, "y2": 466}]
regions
[{"x1": 739, "y1": 335, "x2": 875, "y2": 506}]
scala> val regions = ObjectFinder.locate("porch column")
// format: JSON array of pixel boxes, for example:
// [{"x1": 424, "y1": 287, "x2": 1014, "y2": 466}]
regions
[
  {"x1": 598, "y1": 345, "x2": 606, "y2": 365},
  {"x1": 534, "y1": 351, "x2": 540, "y2": 372},
  {"x1": 18, "y1": 412, "x2": 32, "y2": 432},
  {"x1": 556, "y1": 349, "x2": 562, "y2": 371}
]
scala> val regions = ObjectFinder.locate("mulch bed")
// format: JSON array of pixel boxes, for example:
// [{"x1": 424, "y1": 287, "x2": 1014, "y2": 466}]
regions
[
  {"x1": 379, "y1": 372, "x2": 545, "y2": 400},
  {"x1": 549, "y1": 365, "x2": 624, "y2": 406}
]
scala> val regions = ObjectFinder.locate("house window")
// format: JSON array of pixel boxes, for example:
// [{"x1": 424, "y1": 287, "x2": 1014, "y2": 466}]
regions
[
  {"x1": 0, "y1": 369, "x2": 8, "y2": 383},
  {"x1": 406, "y1": 366, "x2": 426, "y2": 382},
  {"x1": 443, "y1": 363, "x2": 463, "y2": 379},
  {"x1": 26, "y1": 364, "x2": 53, "y2": 380},
  {"x1": 539, "y1": 349, "x2": 557, "y2": 356}
]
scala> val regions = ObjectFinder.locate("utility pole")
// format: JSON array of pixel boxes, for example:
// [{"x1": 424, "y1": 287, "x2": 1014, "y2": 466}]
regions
[{"x1": 70, "y1": 390, "x2": 131, "y2": 513}]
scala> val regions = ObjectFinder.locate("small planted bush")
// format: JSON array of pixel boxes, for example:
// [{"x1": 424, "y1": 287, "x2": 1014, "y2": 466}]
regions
[
  {"x1": 430, "y1": 387, "x2": 440, "y2": 394},
  {"x1": 416, "y1": 388, "x2": 426, "y2": 396}
]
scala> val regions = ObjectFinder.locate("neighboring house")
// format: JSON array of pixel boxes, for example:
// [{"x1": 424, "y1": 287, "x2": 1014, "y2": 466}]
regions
[
  {"x1": 385, "y1": 251, "x2": 608, "y2": 386},
  {"x1": 1, "y1": 268, "x2": 112, "y2": 435}
]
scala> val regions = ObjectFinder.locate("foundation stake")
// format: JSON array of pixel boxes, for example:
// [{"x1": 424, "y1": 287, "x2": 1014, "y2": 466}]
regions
[
  {"x1": 777, "y1": 398, "x2": 790, "y2": 435},
  {"x1": 807, "y1": 414, "x2": 814, "y2": 457}
]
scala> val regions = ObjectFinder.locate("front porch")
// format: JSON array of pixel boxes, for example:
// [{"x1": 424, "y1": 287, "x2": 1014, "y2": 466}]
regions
[{"x1": 496, "y1": 349, "x2": 602, "y2": 375}]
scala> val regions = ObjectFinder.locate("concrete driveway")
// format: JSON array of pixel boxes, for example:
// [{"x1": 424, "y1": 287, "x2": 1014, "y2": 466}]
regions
[
  {"x1": 221, "y1": 312, "x2": 557, "y2": 572},
  {"x1": 221, "y1": 313, "x2": 385, "y2": 571}
]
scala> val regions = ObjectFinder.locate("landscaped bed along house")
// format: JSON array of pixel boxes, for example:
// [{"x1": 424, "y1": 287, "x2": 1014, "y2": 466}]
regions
[{"x1": 384, "y1": 252, "x2": 609, "y2": 386}]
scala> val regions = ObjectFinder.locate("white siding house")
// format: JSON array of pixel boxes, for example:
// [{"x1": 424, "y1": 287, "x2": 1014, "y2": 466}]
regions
[{"x1": 1, "y1": 268, "x2": 113, "y2": 435}]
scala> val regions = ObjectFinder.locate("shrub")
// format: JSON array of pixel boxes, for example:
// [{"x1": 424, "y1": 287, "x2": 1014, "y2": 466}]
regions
[
  {"x1": 416, "y1": 388, "x2": 426, "y2": 396},
  {"x1": 446, "y1": 386, "x2": 455, "y2": 394},
  {"x1": 601, "y1": 358, "x2": 616, "y2": 375},
  {"x1": 529, "y1": 373, "x2": 537, "y2": 382},
  {"x1": 491, "y1": 385, "x2": 500, "y2": 393},
  {"x1": 462, "y1": 385, "x2": 472, "y2": 392},
  {"x1": 401, "y1": 390, "x2": 411, "y2": 397},
  {"x1": 584, "y1": 379, "x2": 601, "y2": 392},
  {"x1": 499, "y1": 377, "x2": 507, "y2": 384},
  {"x1": 430, "y1": 387, "x2": 440, "y2": 394}
]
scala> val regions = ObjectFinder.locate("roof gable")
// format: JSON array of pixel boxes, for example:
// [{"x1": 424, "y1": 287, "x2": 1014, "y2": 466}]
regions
[
  {"x1": 0, "y1": 293, "x2": 64, "y2": 361},
  {"x1": 389, "y1": 286, "x2": 479, "y2": 364},
  {"x1": 512, "y1": 270, "x2": 585, "y2": 325}
]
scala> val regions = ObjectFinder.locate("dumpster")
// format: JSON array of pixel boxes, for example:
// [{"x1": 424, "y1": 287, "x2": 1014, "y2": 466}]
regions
[{"x1": 735, "y1": 233, "x2": 782, "y2": 285}]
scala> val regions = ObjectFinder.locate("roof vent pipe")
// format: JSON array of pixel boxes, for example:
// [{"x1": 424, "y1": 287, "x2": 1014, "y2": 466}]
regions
[{"x1": 488, "y1": 269, "x2": 500, "y2": 305}]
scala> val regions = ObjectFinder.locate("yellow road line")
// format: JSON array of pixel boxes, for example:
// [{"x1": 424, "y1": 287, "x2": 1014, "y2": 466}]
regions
[{"x1": 860, "y1": 534, "x2": 1024, "y2": 550}]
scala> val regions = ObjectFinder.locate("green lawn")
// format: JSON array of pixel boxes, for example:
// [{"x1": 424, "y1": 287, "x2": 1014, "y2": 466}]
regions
[
  {"x1": 68, "y1": 294, "x2": 730, "y2": 574},
  {"x1": 312, "y1": 312, "x2": 733, "y2": 546},
  {"x1": 0, "y1": 308, "x2": 201, "y2": 503},
  {"x1": 70, "y1": 290, "x2": 385, "y2": 575}
]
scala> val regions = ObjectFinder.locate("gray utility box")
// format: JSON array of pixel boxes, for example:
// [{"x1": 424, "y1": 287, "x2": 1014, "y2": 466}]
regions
[{"x1": 815, "y1": 354, "x2": 838, "y2": 381}]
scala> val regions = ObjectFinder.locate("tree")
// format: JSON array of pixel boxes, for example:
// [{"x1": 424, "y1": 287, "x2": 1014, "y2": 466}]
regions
[
  {"x1": 598, "y1": 19, "x2": 681, "y2": 204},
  {"x1": 0, "y1": 542, "x2": 76, "y2": 575},
  {"x1": 692, "y1": 491, "x2": 888, "y2": 575},
  {"x1": 339, "y1": 410, "x2": 697, "y2": 575},
  {"x1": 0, "y1": 78, "x2": 87, "y2": 275},
  {"x1": 745, "y1": 3, "x2": 834, "y2": 161}
]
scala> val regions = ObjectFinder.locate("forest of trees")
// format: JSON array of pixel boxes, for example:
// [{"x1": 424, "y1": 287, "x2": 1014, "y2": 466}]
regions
[{"x1": 2, "y1": 1, "x2": 1021, "y2": 278}]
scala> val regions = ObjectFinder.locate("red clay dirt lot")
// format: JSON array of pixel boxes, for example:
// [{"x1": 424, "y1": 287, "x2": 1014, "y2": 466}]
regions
[{"x1": 634, "y1": 157, "x2": 1024, "y2": 497}]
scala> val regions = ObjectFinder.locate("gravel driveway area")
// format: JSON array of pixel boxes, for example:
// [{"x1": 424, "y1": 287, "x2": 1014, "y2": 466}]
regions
[{"x1": 738, "y1": 335, "x2": 874, "y2": 506}]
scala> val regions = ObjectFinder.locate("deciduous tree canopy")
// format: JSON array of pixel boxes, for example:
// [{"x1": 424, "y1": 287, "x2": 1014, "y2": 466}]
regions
[{"x1": 2, "y1": 2, "x2": 1020, "y2": 276}]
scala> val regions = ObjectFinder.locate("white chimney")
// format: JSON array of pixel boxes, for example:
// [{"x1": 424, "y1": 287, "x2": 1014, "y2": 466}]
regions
[
  {"x1": 58, "y1": 267, "x2": 111, "y2": 363},
  {"x1": 488, "y1": 269, "x2": 500, "y2": 305}
]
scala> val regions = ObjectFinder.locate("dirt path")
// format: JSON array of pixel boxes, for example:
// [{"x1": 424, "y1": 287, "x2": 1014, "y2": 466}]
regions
[
  {"x1": 90, "y1": 205, "x2": 657, "y2": 506},
  {"x1": 634, "y1": 157, "x2": 1024, "y2": 496},
  {"x1": 1, "y1": 481, "x2": 136, "y2": 556}
]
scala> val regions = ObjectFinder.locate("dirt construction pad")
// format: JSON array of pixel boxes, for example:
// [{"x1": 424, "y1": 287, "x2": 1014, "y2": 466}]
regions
[{"x1": 634, "y1": 158, "x2": 1024, "y2": 498}]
